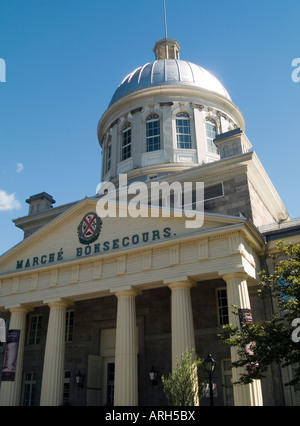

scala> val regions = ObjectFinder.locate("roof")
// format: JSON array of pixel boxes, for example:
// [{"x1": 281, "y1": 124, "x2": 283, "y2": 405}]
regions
[{"x1": 109, "y1": 59, "x2": 231, "y2": 106}]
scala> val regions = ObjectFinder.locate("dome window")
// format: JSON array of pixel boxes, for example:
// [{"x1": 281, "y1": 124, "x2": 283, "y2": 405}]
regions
[
  {"x1": 206, "y1": 118, "x2": 219, "y2": 154},
  {"x1": 146, "y1": 114, "x2": 161, "y2": 152},
  {"x1": 121, "y1": 122, "x2": 132, "y2": 161},
  {"x1": 176, "y1": 113, "x2": 192, "y2": 149}
]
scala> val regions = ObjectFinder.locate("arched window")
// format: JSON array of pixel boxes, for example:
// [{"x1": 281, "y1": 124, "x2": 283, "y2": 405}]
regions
[
  {"x1": 205, "y1": 118, "x2": 218, "y2": 154},
  {"x1": 121, "y1": 122, "x2": 132, "y2": 161},
  {"x1": 146, "y1": 114, "x2": 161, "y2": 152},
  {"x1": 176, "y1": 113, "x2": 192, "y2": 149}
]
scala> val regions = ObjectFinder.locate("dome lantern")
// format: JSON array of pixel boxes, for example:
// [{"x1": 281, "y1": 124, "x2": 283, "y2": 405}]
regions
[{"x1": 153, "y1": 38, "x2": 181, "y2": 60}]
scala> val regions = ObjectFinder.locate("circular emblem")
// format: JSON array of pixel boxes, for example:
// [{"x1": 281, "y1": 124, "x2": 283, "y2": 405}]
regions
[{"x1": 77, "y1": 212, "x2": 102, "y2": 245}]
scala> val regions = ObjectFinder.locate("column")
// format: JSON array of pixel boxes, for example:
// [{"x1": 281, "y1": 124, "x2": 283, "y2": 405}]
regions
[
  {"x1": 40, "y1": 300, "x2": 69, "y2": 406},
  {"x1": 223, "y1": 273, "x2": 263, "y2": 406},
  {"x1": 0, "y1": 306, "x2": 30, "y2": 406},
  {"x1": 168, "y1": 280, "x2": 196, "y2": 369},
  {"x1": 113, "y1": 288, "x2": 140, "y2": 406}
]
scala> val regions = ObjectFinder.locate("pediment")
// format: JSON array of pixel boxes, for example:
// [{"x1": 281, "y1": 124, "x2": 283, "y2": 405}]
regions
[{"x1": 0, "y1": 197, "x2": 247, "y2": 276}]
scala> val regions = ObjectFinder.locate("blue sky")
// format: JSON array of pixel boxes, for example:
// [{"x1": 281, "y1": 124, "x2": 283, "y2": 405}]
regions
[{"x1": 0, "y1": 0, "x2": 299, "y2": 256}]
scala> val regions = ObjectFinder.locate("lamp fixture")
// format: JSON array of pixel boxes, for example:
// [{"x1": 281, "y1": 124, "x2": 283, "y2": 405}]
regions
[
  {"x1": 75, "y1": 371, "x2": 84, "y2": 388},
  {"x1": 149, "y1": 366, "x2": 158, "y2": 385}
]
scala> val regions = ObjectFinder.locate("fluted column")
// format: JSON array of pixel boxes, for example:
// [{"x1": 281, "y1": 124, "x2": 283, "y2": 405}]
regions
[
  {"x1": 0, "y1": 306, "x2": 30, "y2": 406},
  {"x1": 168, "y1": 280, "x2": 196, "y2": 369},
  {"x1": 40, "y1": 300, "x2": 69, "y2": 406},
  {"x1": 223, "y1": 273, "x2": 263, "y2": 406},
  {"x1": 113, "y1": 288, "x2": 141, "y2": 406}
]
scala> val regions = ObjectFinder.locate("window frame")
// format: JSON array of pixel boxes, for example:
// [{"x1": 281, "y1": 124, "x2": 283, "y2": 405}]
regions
[
  {"x1": 121, "y1": 122, "x2": 132, "y2": 161},
  {"x1": 205, "y1": 117, "x2": 219, "y2": 155},
  {"x1": 176, "y1": 112, "x2": 192, "y2": 149},
  {"x1": 216, "y1": 287, "x2": 229, "y2": 326},
  {"x1": 65, "y1": 310, "x2": 74, "y2": 343},
  {"x1": 22, "y1": 371, "x2": 37, "y2": 406},
  {"x1": 146, "y1": 114, "x2": 161, "y2": 152},
  {"x1": 106, "y1": 139, "x2": 112, "y2": 173},
  {"x1": 221, "y1": 359, "x2": 234, "y2": 406},
  {"x1": 27, "y1": 314, "x2": 42, "y2": 345}
]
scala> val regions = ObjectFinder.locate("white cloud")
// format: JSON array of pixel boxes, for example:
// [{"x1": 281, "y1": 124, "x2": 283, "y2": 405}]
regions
[
  {"x1": 16, "y1": 162, "x2": 24, "y2": 173},
  {"x1": 0, "y1": 190, "x2": 21, "y2": 211}
]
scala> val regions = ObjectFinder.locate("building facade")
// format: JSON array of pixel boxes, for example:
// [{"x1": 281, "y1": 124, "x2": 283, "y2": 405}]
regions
[{"x1": 0, "y1": 38, "x2": 299, "y2": 406}]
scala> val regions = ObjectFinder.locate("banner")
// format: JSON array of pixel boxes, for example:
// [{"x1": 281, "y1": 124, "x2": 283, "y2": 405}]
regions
[
  {"x1": 1, "y1": 329, "x2": 20, "y2": 381},
  {"x1": 0, "y1": 318, "x2": 6, "y2": 343}
]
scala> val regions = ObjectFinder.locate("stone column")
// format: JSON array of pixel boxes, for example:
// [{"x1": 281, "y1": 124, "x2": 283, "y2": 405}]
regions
[
  {"x1": 168, "y1": 280, "x2": 196, "y2": 369},
  {"x1": 223, "y1": 273, "x2": 263, "y2": 406},
  {"x1": 40, "y1": 300, "x2": 69, "y2": 406},
  {"x1": 0, "y1": 306, "x2": 30, "y2": 406},
  {"x1": 113, "y1": 288, "x2": 140, "y2": 406}
]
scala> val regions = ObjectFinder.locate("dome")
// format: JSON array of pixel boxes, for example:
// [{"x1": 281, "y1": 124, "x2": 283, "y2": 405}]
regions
[{"x1": 109, "y1": 59, "x2": 231, "y2": 107}]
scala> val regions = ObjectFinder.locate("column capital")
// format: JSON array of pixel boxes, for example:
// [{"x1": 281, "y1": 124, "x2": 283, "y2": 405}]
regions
[
  {"x1": 7, "y1": 304, "x2": 32, "y2": 315},
  {"x1": 111, "y1": 286, "x2": 142, "y2": 298},
  {"x1": 222, "y1": 272, "x2": 248, "y2": 283},
  {"x1": 164, "y1": 276, "x2": 196, "y2": 290},
  {"x1": 43, "y1": 298, "x2": 73, "y2": 309}
]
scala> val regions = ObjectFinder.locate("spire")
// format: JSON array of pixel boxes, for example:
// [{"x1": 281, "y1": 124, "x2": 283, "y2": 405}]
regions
[
  {"x1": 163, "y1": 0, "x2": 168, "y2": 39},
  {"x1": 154, "y1": 1, "x2": 181, "y2": 60}
]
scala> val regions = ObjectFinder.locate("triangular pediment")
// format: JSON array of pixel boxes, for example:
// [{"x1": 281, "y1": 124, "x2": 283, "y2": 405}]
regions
[{"x1": 0, "y1": 197, "x2": 248, "y2": 276}]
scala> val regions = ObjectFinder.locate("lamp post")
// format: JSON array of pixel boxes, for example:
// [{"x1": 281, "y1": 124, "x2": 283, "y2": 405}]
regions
[{"x1": 204, "y1": 353, "x2": 216, "y2": 406}]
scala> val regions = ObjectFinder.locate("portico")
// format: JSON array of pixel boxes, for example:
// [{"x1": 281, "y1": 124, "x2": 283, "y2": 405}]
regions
[{"x1": 0, "y1": 197, "x2": 265, "y2": 405}]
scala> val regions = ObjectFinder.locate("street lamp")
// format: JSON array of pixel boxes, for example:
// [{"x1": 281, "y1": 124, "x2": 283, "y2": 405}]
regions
[{"x1": 204, "y1": 353, "x2": 216, "y2": 406}]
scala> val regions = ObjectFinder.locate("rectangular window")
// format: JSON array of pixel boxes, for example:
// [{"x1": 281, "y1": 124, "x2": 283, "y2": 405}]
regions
[
  {"x1": 206, "y1": 120, "x2": 219, "y2": 154},
  {"x1": 28, "y1": 315, "x2": 42, "y2": 345},
  {"x1": 106, "y1": 143, "x2": 112, "y2": 172},
  {"x1": 106, "y1": 362, "x2": 115, "y2": 406},
  {"x1": 146, "y1": 115, "x2": 161, "y2": 152},
  {"x1": 63, "y1": 370, "x2": 71, "y2": 404},
  {"x1": 176, "y1": 113, "x2": 192, "y2": 149},
  {"x1": 122, "y1": 124, "x2": 132, "y2": 161},
  {"x1": 221, "y1": 359, "x2": 234, "y2": 406},
  {"x1": 217, "y1": 288, "x2": 229, "y2": 326},
  {"x1": 204, "y1": 183, "x2": 224, "y2": 201},
  {"x1": 65, "y1": 310, "x2": 74, "y2": 342},
  {"x1": 22, "y1": 372, "x2": 37, "y2": 406}
]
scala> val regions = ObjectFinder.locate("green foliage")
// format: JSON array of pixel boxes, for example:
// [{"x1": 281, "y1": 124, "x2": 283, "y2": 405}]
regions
[
  {"x1": 220, "y1": 242, "x2": 300, "y2": 387},
  {"x1": 161, "y1": 349, "x2": 205, "y2": 406}
]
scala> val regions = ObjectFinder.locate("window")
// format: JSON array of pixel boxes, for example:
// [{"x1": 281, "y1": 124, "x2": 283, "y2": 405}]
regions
[
  {"x1": 106, "y1": 362, "x2": 115, "y2": 406},
  {"x1": 106, "y1": 141, "x2": 112, "y2": 172},
  {"x1": 22, "y1": 372, "x2": 37, "y2": 406},
  {"x1": 65, "y1": 310, "x2": 74, "y2": 342},
  {"x1": 176, "y1": 113, "x2": 192, "y2": 149},
  {"x1": 204, "y1": 183, "x2": 224, "y2": 201},
  {"x1": 121, "y1": 122, "x2": 132, "y2": 161},
  {"x1": 28, "y1": 315, "x2": 42, "y2": 345},
  {"x1": 217, "y1": 288, "x2": 229, "y2": 325},
  {"x1": 206, "y1": 118, "x2": 218, "y2": 154},
  {"x1": 221, "y1": 360, "x2": 234, "y2": 406},
  {"x1": 146, "y1": 114, "x2": 161, "y2": 152},
  {"x1": 63, "y1": 370, "x2": 71, "y2": 404}
]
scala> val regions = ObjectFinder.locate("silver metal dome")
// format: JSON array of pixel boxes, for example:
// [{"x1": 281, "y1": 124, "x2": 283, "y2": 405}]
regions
[{"x1": 109, "y1": 59, "x2": 231, "y2": 107}]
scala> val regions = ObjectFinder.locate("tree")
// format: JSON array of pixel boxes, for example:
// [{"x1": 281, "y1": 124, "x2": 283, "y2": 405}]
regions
[
  {"x1": 220, "y1": 242, "x2": 300, "y2": 387},
  {"x1": 161, "y1": 349, "x2": 205, "y2": 406}
]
